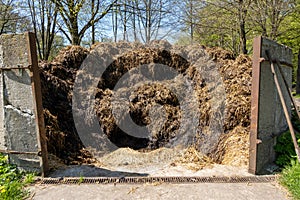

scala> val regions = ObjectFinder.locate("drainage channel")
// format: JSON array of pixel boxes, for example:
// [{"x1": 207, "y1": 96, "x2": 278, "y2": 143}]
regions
[{"x1": 37, "y1": 175, "x2": 277, "y2": 185}]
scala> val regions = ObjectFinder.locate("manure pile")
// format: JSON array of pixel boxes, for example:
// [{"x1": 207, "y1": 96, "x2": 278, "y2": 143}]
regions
[{"x1": 39, "y1": 42, "x2": 252, "y2": 166}]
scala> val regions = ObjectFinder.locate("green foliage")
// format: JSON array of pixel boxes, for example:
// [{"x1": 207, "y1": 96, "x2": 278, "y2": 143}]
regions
[
  {"x1": 280, "y1": 160, "x2": 300, "y2": 200},
  {"x1": 277, "y1": 109, "x2": 300, "y2": 199},
  {"x1": 193, "y1": 2, "x2": 239, "y2": 54},
  {"x1": 277, "y1": 2, "x2": 300, "y2": 82},
  {"x1": 0, "y1": 154, "x2": 34, "y2": 200},
  {"x1": 274, "y1": 131, "x2": 300, "y2": 167},
  {"x1": 48, "y1": 35, "x2": 65, "y2": 61},
  {"x1": 78, "y1": 175, "x2": 84, "y2": 184}
]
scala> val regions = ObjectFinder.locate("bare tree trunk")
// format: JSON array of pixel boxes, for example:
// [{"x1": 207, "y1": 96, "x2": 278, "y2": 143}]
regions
[
  {"x1": 28, "y1": 0, "x2": 57, "y2": 60},
  {"x1": 238, "y1": 0, "x2": 247, "y2": 54},
  {"x1": 52, "y1": 0, "x2": 116, "y2": 45},
  {"x1": 296, "y1": 49, "x2": 300, "y2": 94},
  {"x1": 91, "y1": 0, "x2": 96, "y2": 44},
  {"x1": 112, "y1": 3, "x2": 118, "y2": 42},
  {"x1": 70, "y1": 18, "x2": 80, "y2": 45},
  {"x1": 45, "y1": 5, "x2": 57, "y2": 60},
  {"x1": 239, "y1": 15, "x2": 247, "y2": 53},
  {"x1": 132, "y1": 1, "x2": 137, "y2": 41},
  {"x1": 130, "y1": 0, "x2": 171, "y2": 43},
  {"x1": 189, "y1": 0, "x2": 194, "y2": 44},
  {"x1": 146, "y1": 0, "x2": 151, "y2": 43},
  {"x1": 123, "y1": 0, "x2": 127, "y2": 41}
]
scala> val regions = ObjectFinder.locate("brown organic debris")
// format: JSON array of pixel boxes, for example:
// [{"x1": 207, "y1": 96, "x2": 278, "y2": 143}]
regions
[
  {"x1": 39, "y1": 42, "x2": 252, "y2": 167},
  {"x1": 175, "y1": 146, "x2": 214, "y2": 171}
]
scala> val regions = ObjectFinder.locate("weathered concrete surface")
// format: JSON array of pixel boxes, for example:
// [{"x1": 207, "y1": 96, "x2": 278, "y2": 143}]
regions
[
  {"x1": 250, "y1": 37, "x2": 293, "y2": 175},
  {"x1": 48, "y1": 164, "x2": 252, "y2": 178},
  {"x1": 0, "y1": 33, "x2": 41, "y2": 172},
  {"x1": 0, "y1": 33, "x2": 30, "y2": 69},
  {"x1": 30, "y1": 182, "x2": 290, "y2": 200}
]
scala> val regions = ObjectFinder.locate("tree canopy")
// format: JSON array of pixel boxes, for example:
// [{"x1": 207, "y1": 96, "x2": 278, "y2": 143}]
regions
[{"x1": 1, "y1": 0, "x2": 300, "y2": 60}]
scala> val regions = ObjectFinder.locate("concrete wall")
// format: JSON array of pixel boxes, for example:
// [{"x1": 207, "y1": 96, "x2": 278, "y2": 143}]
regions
[
  {"x1": 249, "y1": 37, "x2": 293, "y2": 174},
  {"x1": 0, "y1": 33, "x2": 47, "y2": 174}
]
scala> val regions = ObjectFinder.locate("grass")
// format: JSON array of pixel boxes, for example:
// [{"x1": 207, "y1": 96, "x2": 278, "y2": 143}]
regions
[
  {"x1": 280, "y1": 160, "x2": 300, "y2": 200},
  {"x1": 275, "y1": 108, "x2": 300, "y2": 200},
  {"x1": 275, "y1": 131, "x2": 300, "y2": 199},
  {"x1": 275, "y1": 127, "x2": 300, "y2": 199},
  {"x1": 0, "y1": 153, "x2": 35, "y2": 200},
  {"x1": 292, "y1": 91, "x2": 300, "y2": 99}
]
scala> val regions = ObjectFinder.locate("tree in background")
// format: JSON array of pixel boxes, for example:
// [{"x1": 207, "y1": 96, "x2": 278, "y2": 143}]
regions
[
  {"x1": 51, "y1": 0, "x2": 117, "y2": 45},
  {"x1": 298, "y1": 50, "x2": 300, "y2": 94},
  {"x1": 187, "y1": 0, "x2": 251, "y2": 55},
  {"x1": 179, "y1": 0, "x2": 295, "y2": 55},
  {"x1": 2, "y1": 0, "x2": 299, "y2": 60},
  {"x1": 0, "y1": 0, "x2": 30, "y2": 35},
  {"x1": 136, "y1": 0, "x2": 176, "y2": 43},
  {"x1": 250, "y1": 0, "x2": 295, "y2": 40},
  {"x1": 28, "y1": 0, "x2": 58, "y2": 60},
  {"x1": 109, "y1": 0, "x2": 177, "y2": 43},
  {"x1": 173, "y1": 0, "x2": 204, "y2": 45},
  {"x1": 276, "y1": 0, "x2": 300, "y2": 93}
]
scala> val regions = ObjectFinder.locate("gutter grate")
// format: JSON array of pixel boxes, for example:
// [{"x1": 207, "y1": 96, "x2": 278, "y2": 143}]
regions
[{"x1": 37, "y1": 175, "x2": 277, "y2": 185}]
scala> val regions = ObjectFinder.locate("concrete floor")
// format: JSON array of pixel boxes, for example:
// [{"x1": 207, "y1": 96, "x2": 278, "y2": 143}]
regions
[{"x1": 30, "y1": 182, "x2": 290, "y2": 200}]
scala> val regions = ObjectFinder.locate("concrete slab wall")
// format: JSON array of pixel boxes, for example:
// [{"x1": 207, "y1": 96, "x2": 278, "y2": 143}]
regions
[
  {"x1": 249, "y1": 37, "x2": 293, "y2": 175},
  {"x1": 0, "y1": 33, "x2": 48, "y2": 174}
]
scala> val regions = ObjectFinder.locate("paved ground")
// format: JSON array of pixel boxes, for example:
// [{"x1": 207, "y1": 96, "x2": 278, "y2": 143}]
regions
[
  {"x1": 28, "y1": 159, "x2": 292, "y2": 200},
  {"x1": 30, "y1": 182, "x2": 290, "y2": 200}
]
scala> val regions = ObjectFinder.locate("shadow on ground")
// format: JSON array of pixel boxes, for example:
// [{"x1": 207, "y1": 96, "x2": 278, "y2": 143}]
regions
[{"x1": 48, "y1": 165, "x2": 149, "y2": 177}]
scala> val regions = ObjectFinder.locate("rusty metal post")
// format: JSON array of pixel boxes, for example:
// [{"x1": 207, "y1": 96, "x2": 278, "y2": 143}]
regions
[
  {"x1": 276, "y1": 58, "x2": 300, "y2": 125},
  {"x1": 27, "y1": 32, "x2": 49, "y2": 176},
  {"x1": 249, "y1": 36, "x2": 262, "y2": 174}
]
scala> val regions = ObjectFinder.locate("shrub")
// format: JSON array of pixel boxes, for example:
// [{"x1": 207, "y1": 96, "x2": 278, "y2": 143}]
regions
[
  {"x1": 0, "y1": 154, "x2": 34, "y2": 200},
  {"x1": 280, "y1": 160, "x2": 300, "y2": 200},
  {"x1": 274, "y1": 131, "x2": 300, "y2": 167}
]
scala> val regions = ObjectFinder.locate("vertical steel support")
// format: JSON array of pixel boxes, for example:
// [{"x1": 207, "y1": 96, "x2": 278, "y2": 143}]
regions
[
  {"x1": 27, "y1": 32, "x2": 49, "y2": 176},
  {"x1": 249, "y1": 36, "x2": 262, "y2": 174}
]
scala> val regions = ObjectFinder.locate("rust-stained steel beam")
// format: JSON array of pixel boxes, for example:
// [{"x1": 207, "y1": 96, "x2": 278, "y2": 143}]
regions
[
  {"x1": 0, "y1": 149, "x2": 41, "y2": 156},
  {"x1": 265, "y1": 59, "x2": 293, "y2": 68},
  {"x1": 275, "y1": 58, "x2": 300, "y2": 124},
  {"x1": 0, "y1": 66, "x2": 32, "y2": 70},
  {"x1": 249, "y1": 36, "x2": 262, "y2": 174},
  {"x1": 26, "y1": 32, "x2": 49, "y2": 176}
]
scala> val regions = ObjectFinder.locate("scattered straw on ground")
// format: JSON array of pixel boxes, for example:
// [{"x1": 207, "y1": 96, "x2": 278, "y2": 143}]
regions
[{"x1": 174, "y1": 146, "x2": 214, "y2": 171}]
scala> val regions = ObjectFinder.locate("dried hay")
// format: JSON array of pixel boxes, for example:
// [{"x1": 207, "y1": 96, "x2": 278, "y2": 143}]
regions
[
  {"x1": 206, "y1": 47, "x2": 235, "y2": 61},
  {"x1": 99, "y1": 147, "x2": 182, "y2": 167},
  {"x1": 212, "y1": 126, "x2": 250, "y2": 166},
  {"x1": 39, "y1": 42, "x2": 252, "y2": 166},
  {"x1": 174, "y1": 146, "x2": 214, "y2": 171},
  {"x1": 95, "y1": 83, "x2": 182, "y2": 149},
  {"x1": 53, "y1": 45, "x2": 89, "y2": 69},
  {"x1": 40, "y1": 46, "x2": 92, "y2": 163},
  {"x1": 217, "y1": 53, "x2": 252, "y2": 132},
  {"x1": 207, "y1": 49, "x2": 252, "y2": 165}
]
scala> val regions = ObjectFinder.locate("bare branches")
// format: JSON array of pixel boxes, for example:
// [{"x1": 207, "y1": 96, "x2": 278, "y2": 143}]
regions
[
  {"x1": 51, "y1": 0, "x2": 116, "y2": 45},
  {"x1": 178, "y1": 0, "x2": 295, "y2": 55},
  {"x1": 0, "y1": 0, "x2": 28, "y2": 35},
  {"x1": 28, "y1": 0, "x2": 58, "y2": 60},
  {"x1": 113, "y1": 0, "x2": 176, "y2": 43}
]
